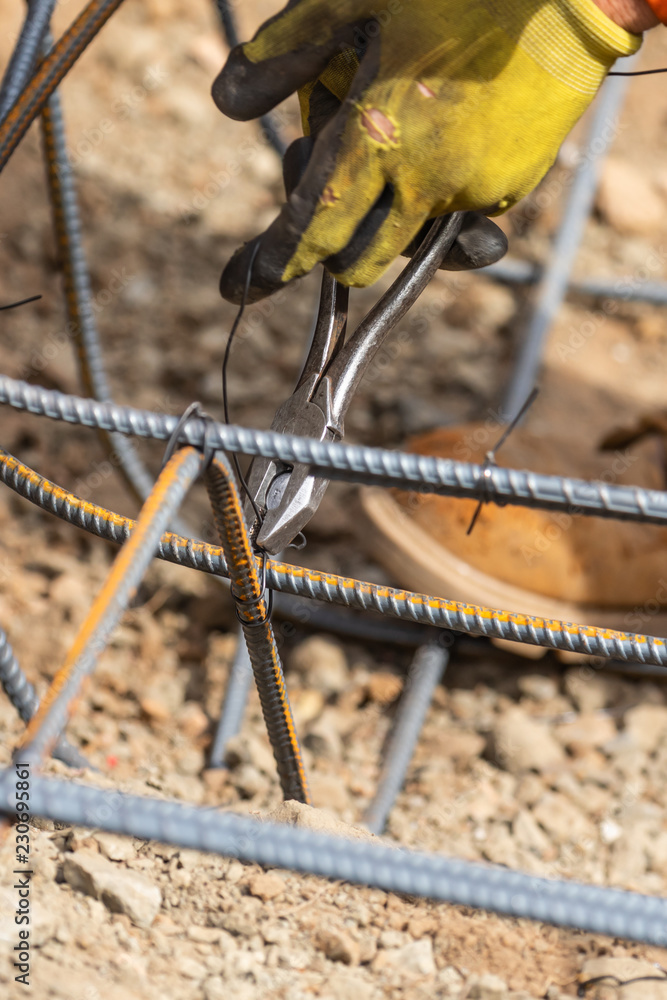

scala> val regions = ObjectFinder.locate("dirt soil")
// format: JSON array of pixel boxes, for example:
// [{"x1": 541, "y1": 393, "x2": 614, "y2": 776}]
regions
[{"x1": 3, "y1": 2, "x2": 667, "y2": 999}]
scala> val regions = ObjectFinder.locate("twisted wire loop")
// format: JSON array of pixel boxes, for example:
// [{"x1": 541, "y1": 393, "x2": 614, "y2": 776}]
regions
[
  {"x1": 14, "y1": 447, "x2": 203, "y2": 766},
  {"x1": 40, "y1": 64, "x2": 157, "y2": 504},
  {"x1": 0, "y1": 0, "x2": 127, "y2": 173},
  {"x1": 204, "y1": 454, "x2": 310, "y2": 804},
  {"x1": 0, "y1": 624, "x2": 89, "y2": 767},
  {"x1": 3, "y1": 445, "x2": 667, "y2": 667},
  {"x1": 3, "y1": 374, "x2": 667, "y2": 526},
  {"x1": 0, "y1": 772, "x2": 667, "y2": 947}
]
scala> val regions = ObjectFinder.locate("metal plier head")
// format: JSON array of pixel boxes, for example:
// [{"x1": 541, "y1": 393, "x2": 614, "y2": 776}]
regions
[{"x1": 243, "y1": 211, "x2": 505, "y2": 554}]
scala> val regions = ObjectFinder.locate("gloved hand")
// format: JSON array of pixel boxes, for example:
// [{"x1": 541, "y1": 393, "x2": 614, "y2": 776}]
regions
[{"x1": 213, "y1": 0, "x2": 641, "y2": 303}]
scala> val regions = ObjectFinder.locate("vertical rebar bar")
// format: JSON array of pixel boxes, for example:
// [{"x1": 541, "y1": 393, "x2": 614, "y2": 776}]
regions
[
  {"x1": 364, "y1": 642, "x2": 449, "y2": 834},
  {"x1": 209, "y1": 631, "x2": 254, "y2": 767},
  {"x1": 204, "y1": 454, "x2": 310, "y2": 803},
  {"x1": 503, "y1": 57, "x2": 636, "y2": 416}
]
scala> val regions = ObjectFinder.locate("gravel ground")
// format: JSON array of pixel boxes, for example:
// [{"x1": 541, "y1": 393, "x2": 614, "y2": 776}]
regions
[{"x1": 3, "y1": 2, "x2": 667, "y2": 998}]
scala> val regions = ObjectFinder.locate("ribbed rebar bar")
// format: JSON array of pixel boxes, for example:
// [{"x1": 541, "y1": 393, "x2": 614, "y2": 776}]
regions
[
  {"x1": 3, "y1": 374, "x2": 667, "y2": 526},
  {"x1": 504, "y1": 60, "x2": 635, "y2": 416},
  {"x1": 204, "y1": 454, "x2": 310, "y2": 803},
  {"x1": 40, "y1": 71, "x2": 157, "y2": 506},
  {"x1": 0, "y1": 0, "x2": 58, "y2": 121},
  {"x1": 2, "y1": 771, "x2": 667, "y2": 946},
  {"x1": 483, "y1": 257, "x2": 667, "y2": 307},
  {"x1": 0, "y1": 0, "x2": 126, "y2": 172},
  {"x1": 15, "y1": 447, "x2": 202, "y2": 765},
  {"x1": 209, "y1": 633, "x2": 253, "y2": 768},
  {"x1": 0, "y1": 624, "x2": 88, "y2": 768},
  {"x1": 3, "y1": 445, "x2": 667, "y2": 667},
  {"x1": 212, "y1": 0, "x2": 286, "y2": 157},
  {"x1": 364, "y1": 642, "x2": 449, "y2": 834}
]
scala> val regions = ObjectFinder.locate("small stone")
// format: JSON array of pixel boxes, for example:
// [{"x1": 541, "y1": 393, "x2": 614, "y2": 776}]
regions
[
  {"x1": 600, "y1": 819, "x2": 622, "y2": 845},
  {"x1": 233, "y1": 763, "x2": 269, "y2": 799},
  {"x1": 203, "y1": 977, "x2": 226, "y2": 1000},
  {"x1": 179, "y1": 957, "x2": 208, "y2": 980},
  {"x1": 517, "y1": 675, "x2": 558, "y2": 702},
  {"x1": 532, "y1": 792, "x2": 595, "y2": 844},
  {"x1": 407, "y1": 915, "x2": 438, "y2": 938},
  {"x1": 490, "y1": 707, "x2": 566, "y2": 773},
  {"x1": 467, "y1": 973, "x2": 509, "y2": 1000},
  {"x1": 440, "y1": 730, "x2": 485, "y2": 761},
  {"x1": 63, "y1": 850, "x2": 161, "y2": 928},
  {"x1": 554, "y1": 712, "x2": 617, "y2": 752},
  {"x1": 315, "y1": 928, "x2": 360, "y2": 965},
  {"x1": 290, "y1": 637, "x2": 348, "y2": 696},
  {"x1": 624, "y1": 704, "x2": 667, "y2": 753},
  {"x1": 513, "y1": 809, "x2": 551, "y2": 854},
  {"x1": 439, "y1": 966, "x2": 465, "y2": 991},
  {"x1": 93, "y1": 832, "x2": 136, "y2": 862},
  {"x1": 187, "y1": 926, "x2": 223, "y2": 943},
  {"x1": 393, "y1": 938, "x2": 437, "y2": 977},
  {"x1": 580, "y1": 958, "x2": 666, "y2": 1000},
  {"x1": 175, "y1": 702, "x2": 209, "y2": 738},
  {"x1": 247, "y1": 872, "x2": 285, "y2": 902},
  {"x1": 366, "y1": 671, "x2": 403, "y2": 705},
  {"x1": 292, "y1": 688, "x2": 325, "y2": 726},
  {"x1": 597, "y1": 158, "x2": 665, "y2": 237}
]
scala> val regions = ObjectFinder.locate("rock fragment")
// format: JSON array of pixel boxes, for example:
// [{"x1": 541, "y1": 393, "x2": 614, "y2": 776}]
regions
[
  {"x1": 597, "y1": 158, "x2": 665, "y2": 236},
  {"x1": 315, "y1": 928, "x2": 361, "y2": 965},
  {"x1": 290, "y1": 636, "x2": 348, "y2": 696},
  {"x1": 490, "y1": 707, "x2": 566, "y2": 773},
  {"x1": 624, "y1": 704, "x2": 667, "y2": 753},
  {"x1": 62, "y1": 849, "x2": 161, "y2": 928},
  {"x1": 247, "y1": 872, "x2": 285, "y2": 902}
]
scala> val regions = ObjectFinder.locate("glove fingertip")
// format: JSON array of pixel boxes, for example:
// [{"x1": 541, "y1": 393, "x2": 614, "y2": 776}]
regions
[
  {"x1": 212, "y1": 46, "x2": 270, "y2": 121},
  {"x1": 220, "y1": 237, "x2": 288, "y2": 305}
]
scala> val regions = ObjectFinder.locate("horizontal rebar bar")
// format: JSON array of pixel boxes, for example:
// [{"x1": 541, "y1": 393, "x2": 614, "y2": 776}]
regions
[
  {"x1": 3, "y1": 445, "x2": 667, "y2": 666},
  {"x1": 2, "y1": 374, "x2": 667, "y2": 526},
  {"x1": 1, "y1": 770, "x2": 666, "y2": 946},
  {"x1": 483, "y1": 257, "x2": 667, "y2": 306}
]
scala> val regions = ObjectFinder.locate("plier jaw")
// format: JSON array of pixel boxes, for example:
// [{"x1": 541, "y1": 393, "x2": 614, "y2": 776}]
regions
[
  {"x1": 242, "y1": 213, "x2": 466, "y2": 555},
  {"x1": 242, "y1": 373, "x2": 339, "y2": 552}
]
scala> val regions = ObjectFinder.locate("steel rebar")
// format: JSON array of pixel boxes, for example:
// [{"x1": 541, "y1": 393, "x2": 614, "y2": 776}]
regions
[
  {"x1": 364, "y1": 642, "x2": 449, "y2": 834},
  {"x1": 2, "y1": 446, "x2": 667, "y2": 666},
  {"x1": 0, "y1": 0, "x2": 127, "y2": 173},
  {"x1": 209, "y1": 633, "x2": 254, "y2": 768},
  {"x1": 3, "y1": 374, "x2": 667, "y2": 527},
  {"x1": 504, "y1": 59, "x2": 635, "y2": 416},
  {"x1": 2, "y1": 771, "x2": 667, "y2": 946},
  {"x1": 204, "y1": 454, "x2": 310, "y2": 803},
  {"x1": 0, "y1": 624, "x2": 89, "y2": 768},
  {"x1": 15, "y1": 447, "x2": 203, "y2": 764},
  {"x1": 0, "y1": 0, "x2": 58, "y2": 122}
]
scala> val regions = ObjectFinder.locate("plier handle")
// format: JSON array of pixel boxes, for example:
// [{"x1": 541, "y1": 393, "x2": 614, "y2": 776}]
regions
[{"x1": 243, "y1": 212, "x2": 464, "y2": 553}]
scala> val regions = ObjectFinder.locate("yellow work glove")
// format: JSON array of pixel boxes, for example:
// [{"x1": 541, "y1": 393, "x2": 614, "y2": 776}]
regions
[{"x1": 213, "y1": 0, "x2": 641, "y2": 303}]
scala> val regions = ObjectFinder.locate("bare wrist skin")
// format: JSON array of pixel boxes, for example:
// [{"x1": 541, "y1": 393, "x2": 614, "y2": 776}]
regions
[{"x1": 592, "y1": 0, "x2": 660, "y2": 31}]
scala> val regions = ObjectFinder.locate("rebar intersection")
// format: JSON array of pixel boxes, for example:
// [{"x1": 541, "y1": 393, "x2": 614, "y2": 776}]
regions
[{"x1": 4, "y1": 0, "x2": 667, "y2": 954}]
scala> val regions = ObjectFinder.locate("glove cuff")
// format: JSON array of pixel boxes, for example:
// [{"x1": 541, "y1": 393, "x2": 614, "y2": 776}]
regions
[{"x1": 488, "y1": 0, "x2": 642, "y2": 95}]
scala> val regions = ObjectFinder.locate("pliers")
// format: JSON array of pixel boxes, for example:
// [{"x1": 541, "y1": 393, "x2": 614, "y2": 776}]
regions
[{"x1": 243, "y1": 212, "x2": 465, "y2": 554}]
